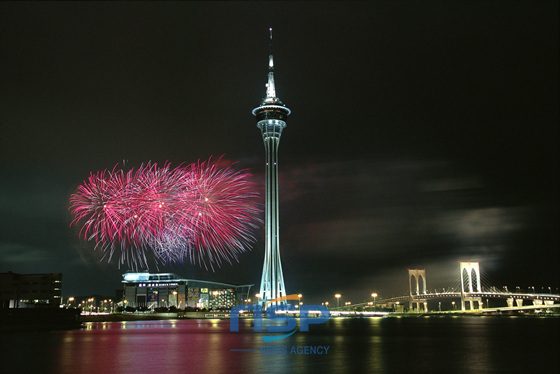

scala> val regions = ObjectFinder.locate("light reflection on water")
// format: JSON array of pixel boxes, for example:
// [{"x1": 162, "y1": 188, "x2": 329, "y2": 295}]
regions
[{"x1": 1, "y1": 317, "x2": 558, "y2": 373}]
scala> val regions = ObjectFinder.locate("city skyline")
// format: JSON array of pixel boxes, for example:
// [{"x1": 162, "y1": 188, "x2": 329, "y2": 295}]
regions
[{"x1": 0, "y1": 2, "x2": 558, "y2": 304}]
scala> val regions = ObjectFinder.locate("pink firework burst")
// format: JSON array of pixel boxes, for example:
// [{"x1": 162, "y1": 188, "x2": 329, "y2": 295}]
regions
[{"x1": 69, "y1": 157, "x2": 261, "y2": 270}]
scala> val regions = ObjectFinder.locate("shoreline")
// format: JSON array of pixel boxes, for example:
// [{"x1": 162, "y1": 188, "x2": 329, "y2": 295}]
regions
[
  {"x1": 79, "y1": 310, "x2": 560, "y2": 323},
  {"x1": 3, "y1": 309, "x2": 558, "y2": 332}
]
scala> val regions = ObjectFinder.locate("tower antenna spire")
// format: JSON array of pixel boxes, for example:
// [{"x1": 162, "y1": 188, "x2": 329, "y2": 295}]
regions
[
  {"x1": 266, "y1": 28, "x2": 277, "y2": 99},
  {"x1": 269, "y1": 28, "x2": 274, "y2": 58}
]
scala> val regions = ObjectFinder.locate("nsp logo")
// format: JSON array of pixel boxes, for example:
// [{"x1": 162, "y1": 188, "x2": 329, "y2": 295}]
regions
[{"x1": 230, "y1": 294, "x2": 330, "y2": 342}]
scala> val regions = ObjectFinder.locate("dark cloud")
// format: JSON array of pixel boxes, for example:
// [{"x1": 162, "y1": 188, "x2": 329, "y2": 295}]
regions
[
  {"x1": 275, "y1": 158, "x2": 557, "y2": 302},
  {"x1": 2, "y1": 243, "x2": 50, "y2": 265}
]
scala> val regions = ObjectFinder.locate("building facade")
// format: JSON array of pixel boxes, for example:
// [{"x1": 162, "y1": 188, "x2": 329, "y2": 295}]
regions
[
  {"x1": 0, "y1": 272, "x2": 62, "y2": 308},
  {"x1": 122, "y1": 272, "x2": 253, "y2": 310}
]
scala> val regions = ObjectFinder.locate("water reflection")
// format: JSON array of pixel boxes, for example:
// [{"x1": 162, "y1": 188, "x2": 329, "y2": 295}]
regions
[{"x1": 1, "y1": 317, "x2": 558, "y2": 373}]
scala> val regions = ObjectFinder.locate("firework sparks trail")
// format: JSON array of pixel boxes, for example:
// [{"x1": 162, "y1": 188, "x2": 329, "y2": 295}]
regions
[{"x1": 69, "y1": 158, "x2": 261, "y2": 270}]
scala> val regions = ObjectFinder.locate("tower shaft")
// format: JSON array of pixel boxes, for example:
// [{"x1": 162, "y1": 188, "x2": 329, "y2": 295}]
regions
[{"x1": 259, "y1": 120, "x2": 286, "y2": 305}]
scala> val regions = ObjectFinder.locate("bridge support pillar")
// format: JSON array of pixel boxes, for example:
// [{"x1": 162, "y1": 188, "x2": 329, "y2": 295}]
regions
[
  {"x1": 408, "y1": 299, "x2": 428, "y2": 313},
  {"x1": 507, "y1": 298, "x2": 514, "y2": 308},
  {"x1": 459, "y1": 261, "x2": 482, "y2": 311},
  {"x1": 408, "y1": 268, "x2": 428, "y2": 312},
  {"x1": 461, "y1": 297, "x2": 482, "y2": 311},
  {"x1": 532, "y1": 299, "x2": 543, "y2": 306},
  {"x1": 515, "y1": 299, "x2": 523, "y2": 307}
]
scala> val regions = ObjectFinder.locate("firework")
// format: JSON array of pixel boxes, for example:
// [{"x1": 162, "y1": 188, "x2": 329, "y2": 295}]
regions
[{"x1": 69, "y1": 158, "x2": 261, "y2": 270}]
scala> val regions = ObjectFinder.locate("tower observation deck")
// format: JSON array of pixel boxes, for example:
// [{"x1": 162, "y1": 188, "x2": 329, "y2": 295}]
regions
[{"x1": 252, "y1": 29, "x2": 291, "y2": 306}]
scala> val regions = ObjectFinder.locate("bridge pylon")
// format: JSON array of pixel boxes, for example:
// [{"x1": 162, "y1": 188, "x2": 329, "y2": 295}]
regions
[
  {"x1": 459, "y1": 261, "x2": 483, "y2": 311},
  {"x1": 408, "y1": 268, "x2": 428, "y2": 312}
]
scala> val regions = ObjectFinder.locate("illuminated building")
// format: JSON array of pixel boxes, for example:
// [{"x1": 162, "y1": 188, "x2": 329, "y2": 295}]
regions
[
  {"x1": 0, "y1": 272, "x2": 62, "y2": 308},
  {"x1": 253, "y1": 29, "x2": 290, "y2": 306},
  {"x1": 122, "y1": 272, "x2": 253, "y2": 309}
]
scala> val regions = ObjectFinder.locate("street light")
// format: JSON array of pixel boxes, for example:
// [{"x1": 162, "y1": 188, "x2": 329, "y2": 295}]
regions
[
  {"x1": 371, "y1": 293, "x2": 377, "y2": 311},
  {"x1": 335, "y1": 294, "x2": 341, "y2": 309},
  {"x1": 255, "y1": 293, "x2": 261, "y2": 305},
  {"x1": 298, "y1": 294, "x2": 303, "y2": 306}
]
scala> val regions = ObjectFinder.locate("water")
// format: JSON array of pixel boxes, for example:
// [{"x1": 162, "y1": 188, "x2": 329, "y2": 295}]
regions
[{"x1": 1, "y1": 316, "x2": 558, "y2": 373}]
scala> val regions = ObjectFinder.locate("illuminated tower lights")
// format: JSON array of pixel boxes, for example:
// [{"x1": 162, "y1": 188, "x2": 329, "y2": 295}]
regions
[{"x1": 252, "y1": 28, "x2": 291, "y2": 306}]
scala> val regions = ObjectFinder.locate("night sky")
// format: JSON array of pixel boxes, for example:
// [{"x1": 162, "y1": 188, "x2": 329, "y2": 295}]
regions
[{"x1": 1, "y1": 2, "x2": 558, "y2": 304}]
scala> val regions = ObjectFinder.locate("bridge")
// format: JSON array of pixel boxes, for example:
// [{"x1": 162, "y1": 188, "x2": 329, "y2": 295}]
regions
[
  {"x1": 337, "y1": 261, "x2": 559, "y2": 313},
  {"x1": 403, "y1": 261, "x2": 559, "y2": 312}
]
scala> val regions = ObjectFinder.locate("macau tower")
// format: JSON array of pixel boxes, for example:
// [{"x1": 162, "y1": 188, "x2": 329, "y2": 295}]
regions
[{"x1": 252, "y1": 29, "x2": 291, "y2": 306}]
